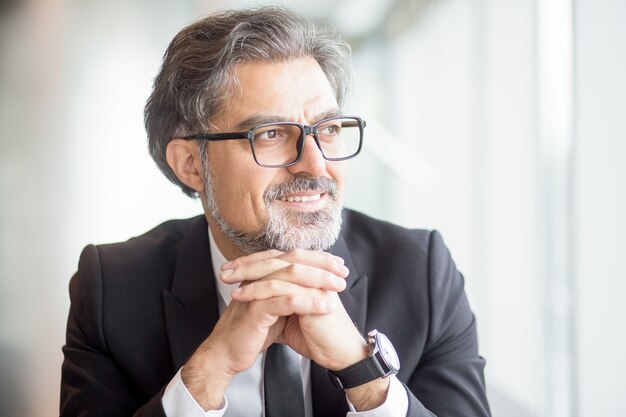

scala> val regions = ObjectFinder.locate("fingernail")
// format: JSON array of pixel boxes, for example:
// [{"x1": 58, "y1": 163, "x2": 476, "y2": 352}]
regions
[
  {"x1": 221, "y1": 261, "x2": 234, "y2": 270},
  {"x1": 221, "y1": 269, "x2": 233, "y2": 279},
  {"x1": 334, "y1": 277, "x2": 347, "y2": 289},
  {"x1": 232, "y1": 287, "x2": 242, "y2": 296},
  {"x1": 339, "y1": 265, "x2": 349, "y2": 276}
]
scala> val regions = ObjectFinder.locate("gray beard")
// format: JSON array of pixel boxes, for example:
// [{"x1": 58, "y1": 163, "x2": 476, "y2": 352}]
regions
[{"x1": 201, "y1": 162, "x2": 342, "y2": 254}]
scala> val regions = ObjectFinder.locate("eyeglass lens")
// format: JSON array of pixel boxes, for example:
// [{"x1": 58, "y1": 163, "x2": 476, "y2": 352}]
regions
[{"x1": 251, "y1": 117, "x2": 361, "y2": 166}]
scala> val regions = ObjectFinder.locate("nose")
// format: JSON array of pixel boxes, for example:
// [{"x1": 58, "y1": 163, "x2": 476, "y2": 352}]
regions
[{"x1": 287, "y1": 133, "x2": 327, "y2": 177}]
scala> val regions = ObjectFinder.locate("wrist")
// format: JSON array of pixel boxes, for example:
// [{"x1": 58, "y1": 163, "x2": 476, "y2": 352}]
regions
[
  {"x1": 326, "y1": 338, "x2": 369, "y2": 371},
  {"x1": 181, "y1": 344, "x2": 235, "y2": 411},
  {"x1": 180, "y1": 366, "x2": 228, "y2": 411},
  {"x1": 346, "y1": 376, "x2": 390, "y2": 411}
]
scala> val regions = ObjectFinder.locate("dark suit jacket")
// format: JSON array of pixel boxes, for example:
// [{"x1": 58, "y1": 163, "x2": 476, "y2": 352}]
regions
[{"x1": 60, "y1": 209, "x2": 490, "y2": 417}]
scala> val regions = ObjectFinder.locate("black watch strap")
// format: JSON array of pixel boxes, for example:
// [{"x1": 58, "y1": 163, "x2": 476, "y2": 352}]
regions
[
  {"x1": 327, "y1": 329, "x2": 399, "y2": 390},
  {"x1": 327, "y1": 352, "x2": 388, "y2": 389}
]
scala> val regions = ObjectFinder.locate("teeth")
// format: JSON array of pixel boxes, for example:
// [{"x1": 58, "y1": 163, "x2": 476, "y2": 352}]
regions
[{"x1": 279, "y1": 194, "x2": 322, "y2": 202}]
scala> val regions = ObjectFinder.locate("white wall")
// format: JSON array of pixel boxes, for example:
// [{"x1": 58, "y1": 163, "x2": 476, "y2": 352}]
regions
[{"x1": 575, "y1": 0, "x2": 626, "y2": 416}]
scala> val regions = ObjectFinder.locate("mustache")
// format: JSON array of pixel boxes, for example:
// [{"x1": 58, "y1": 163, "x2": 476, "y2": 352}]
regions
[{"x1": 264, "y1": 176, "x2": 338, "y2": 203}]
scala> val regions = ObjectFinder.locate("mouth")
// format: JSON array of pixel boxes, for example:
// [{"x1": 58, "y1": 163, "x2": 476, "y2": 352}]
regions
[
  {"x1": 278, "y1": 193, "x2": 322, "y2": 203},
  {"x1": 274, "y1": 191, "x2": 328, "y2": 212},
  {"x1": 264, "y1": 176, "x2": 338, "y2": 212}
]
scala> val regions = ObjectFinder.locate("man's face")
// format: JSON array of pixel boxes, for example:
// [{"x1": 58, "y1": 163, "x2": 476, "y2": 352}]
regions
[{"x1": 200, "y1": 57, "x2": 348, "y2": 258}]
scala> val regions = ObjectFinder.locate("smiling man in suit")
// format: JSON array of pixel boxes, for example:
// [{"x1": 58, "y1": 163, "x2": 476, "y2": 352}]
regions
[{"x1": 60, "y1": 6, "x2": 490, "y2": 417}]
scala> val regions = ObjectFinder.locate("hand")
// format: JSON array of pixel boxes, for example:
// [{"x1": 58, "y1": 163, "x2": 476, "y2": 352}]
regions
[
  {"x1": 181, "y1": 249, "x2": 344, "y2": 410},
  {"x1": 222, "y1": 249, "x2": 370, "y2": 371},
  {"x1": 225, "y1": 250, "x2": 392, "y2": 412}
]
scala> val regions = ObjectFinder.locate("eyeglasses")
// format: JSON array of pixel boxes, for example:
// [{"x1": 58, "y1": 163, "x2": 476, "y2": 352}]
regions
[{"x1": 184, "y1": 115, "x2": 365, "y2": 168}]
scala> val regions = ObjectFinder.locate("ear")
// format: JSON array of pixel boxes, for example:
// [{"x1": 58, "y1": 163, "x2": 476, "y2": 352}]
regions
[{"x1": 166, "y1": 139, "x2": 205, "y2": 193}]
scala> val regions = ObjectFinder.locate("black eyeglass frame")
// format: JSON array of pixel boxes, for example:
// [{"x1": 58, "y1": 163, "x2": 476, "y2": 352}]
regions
[{"x1": 183, "y1": 115, "x2": 366, "y2": 168}]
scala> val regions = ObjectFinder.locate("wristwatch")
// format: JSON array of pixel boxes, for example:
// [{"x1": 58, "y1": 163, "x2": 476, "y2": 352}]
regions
[{"x1": 327, "y1": 329, "x2": 400, "y2": 389}]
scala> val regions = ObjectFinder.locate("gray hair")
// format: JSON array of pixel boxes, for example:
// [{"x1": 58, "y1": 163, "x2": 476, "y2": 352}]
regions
[{"x1": 144, "y1": 6, "x2": 353, "y2": 197}]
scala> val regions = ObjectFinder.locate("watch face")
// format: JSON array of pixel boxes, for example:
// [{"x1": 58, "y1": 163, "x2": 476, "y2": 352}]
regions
[{"x1": 377, "y1": 333, "x2": 400, "y2": 372}]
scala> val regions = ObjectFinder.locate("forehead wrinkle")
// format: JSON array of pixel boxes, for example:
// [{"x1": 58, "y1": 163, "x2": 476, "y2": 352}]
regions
[
  {"x1": 234, "y1": 107, "x2": 342, "y2": 131},
  {"x1": 310, "y1": 109, "x2": 342, "y2": 122}
]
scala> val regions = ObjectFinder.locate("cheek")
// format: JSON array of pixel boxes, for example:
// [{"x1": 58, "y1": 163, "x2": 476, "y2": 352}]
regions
[
  {"x1": 217, "y1": 167, "x2": 279, "y2": 222},
  {"x1": 209, "y1": 147, "x2": 260, "y2": 202},
  {"x1": 327, "y1": 162, "x2": 347, "y2": 186},
  {"x1": 328, "y1": 163, "x2": 347, "y2": 204}
]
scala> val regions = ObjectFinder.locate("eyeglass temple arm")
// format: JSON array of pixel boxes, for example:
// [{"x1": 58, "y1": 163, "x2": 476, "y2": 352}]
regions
[{"x1": 184, "y1": 132, "x2": 248, "y2": 141}]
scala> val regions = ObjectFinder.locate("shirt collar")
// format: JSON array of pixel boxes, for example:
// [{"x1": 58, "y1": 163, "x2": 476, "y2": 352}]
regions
[{"x1": 208, "y1": 226, "x2": 238, "y2": 314}]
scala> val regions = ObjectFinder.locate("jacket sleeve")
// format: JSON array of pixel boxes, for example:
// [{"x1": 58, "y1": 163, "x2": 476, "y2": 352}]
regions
[
  {"x1": 60, "y1": 245, "x2": 167, "y2": 417},
  {"x1": 403, "y1": 230, "x2": 491, "y2": 417}
]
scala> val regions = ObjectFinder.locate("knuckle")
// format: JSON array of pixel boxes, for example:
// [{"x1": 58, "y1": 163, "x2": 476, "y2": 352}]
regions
[
  {"x1": 242, "y1": 282, "x2": 255, "y2": 294},
  {"x1": 267, "y1": 279, "x2": 281, "y2": 292},
  {"x1": 285, "y1": 293, "x2": 299, "y2": 308},
  {"x1": 285, "y1": 263, "x2": 300, "y2": 275}
]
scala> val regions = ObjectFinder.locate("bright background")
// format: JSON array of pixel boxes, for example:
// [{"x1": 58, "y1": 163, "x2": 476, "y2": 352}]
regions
[{"x1": 1, "y1": 0, "x2": 624, "y2": 416}]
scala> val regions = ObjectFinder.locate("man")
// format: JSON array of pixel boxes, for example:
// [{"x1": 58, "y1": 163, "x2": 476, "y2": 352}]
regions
[{"x1": 61, "y1": 6, "x2": 490, "y2": 417}]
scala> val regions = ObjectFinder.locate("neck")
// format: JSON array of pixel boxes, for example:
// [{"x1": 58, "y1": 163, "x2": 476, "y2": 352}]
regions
[{"x1": 205, "y1": 214, "x2": 245, "y2": 261}]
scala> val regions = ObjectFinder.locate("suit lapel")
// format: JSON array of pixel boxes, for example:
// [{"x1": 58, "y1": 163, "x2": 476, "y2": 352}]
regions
[
  {"x1": 311, "y1": 233, "x2": 370, "y2": 417},
  {"x1": 162, "y1": 216, "x2": 220, "y2": 370},
  {"x1": 331, "y1": 234, "x2": 368, "y2": 332}
]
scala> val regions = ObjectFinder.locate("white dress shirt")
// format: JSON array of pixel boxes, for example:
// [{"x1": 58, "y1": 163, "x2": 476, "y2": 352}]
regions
[{"x1": 161, "y1": 228, "x2": 408, "y2": 416}]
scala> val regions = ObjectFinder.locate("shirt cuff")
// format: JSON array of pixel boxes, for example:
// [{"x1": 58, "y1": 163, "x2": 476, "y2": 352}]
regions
[
  {"x1": 346, "y1": 376, "x2": 409, "y2": 417},
  {"x1": 162, "y1": 368, "x2": 228, "y2": 417}
]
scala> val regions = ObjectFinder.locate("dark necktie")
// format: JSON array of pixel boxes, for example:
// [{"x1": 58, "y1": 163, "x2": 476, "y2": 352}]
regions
[{"x1": 264, "y1": 343, "x2": 305, "y2": 417}]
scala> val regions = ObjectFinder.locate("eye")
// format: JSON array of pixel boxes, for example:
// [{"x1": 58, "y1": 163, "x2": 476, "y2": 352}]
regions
[
  {"x1": 255, "y1": 127, "x2": 283, "y2": 141},
  {"x1": 319, "y1": 123, "x2": 341, "y2": 136},
  {"x1": 262, "y1": 130, "x2": 276, "y2": 139}
]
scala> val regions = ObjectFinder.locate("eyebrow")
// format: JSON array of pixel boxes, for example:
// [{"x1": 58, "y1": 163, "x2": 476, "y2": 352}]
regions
[
  {"x1": 234, "y1": 109, "x2": 343, "y2": 131},
  {"x1": 234, "y1": 115, "x2": 289, "y2": 131}
]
